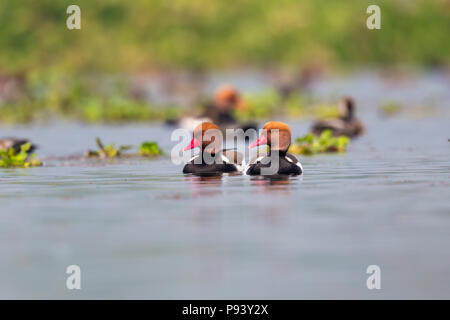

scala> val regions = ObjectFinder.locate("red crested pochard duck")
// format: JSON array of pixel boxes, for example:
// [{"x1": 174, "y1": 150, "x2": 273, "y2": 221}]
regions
[
  {"x1": 178, "y1": 85, "x2": 257, "y2": 132},
  {"x1": 312, "y1": 96, "x2": 365, "y2": 138},
  {"x1": 271, "y1": 65, "x2": 322, "y2": 100},
  {"x1": 182, "y1": 122, "x2": 242, "y2": 174},
  {"x1": 246, "y1": 121, "x2": 303, "y2": 176},
  {"x1": 201, "y1": 85, "x2": 246, "y2": 126}
]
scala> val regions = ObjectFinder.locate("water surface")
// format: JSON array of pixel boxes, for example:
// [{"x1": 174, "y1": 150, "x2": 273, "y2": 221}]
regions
[{"x1": 0, "y1": 73, "x2": 449, "y2": 299}]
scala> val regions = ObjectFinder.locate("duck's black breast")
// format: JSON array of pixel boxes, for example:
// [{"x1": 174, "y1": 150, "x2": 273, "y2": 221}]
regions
[
  {"x1": 183, "y1": 154, "x2": 238, "y2": 174},
  {"x1": 246, "y1": 152, "x2": 302, "y2": 176}
]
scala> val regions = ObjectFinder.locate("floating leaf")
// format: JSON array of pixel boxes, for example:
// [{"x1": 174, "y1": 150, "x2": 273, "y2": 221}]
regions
[
  {"x1": 139, "y1": 141, "x2": 163, "y2": 157},
  {"x1": 87, "y1": 137, "x2": 127, "y2": 158},
  {"x1": 0, "y1": 144, "x2": 42, "y2": 168},
  {"x1": 289, "y1": 130, "x2": 350, "y2": 155}
]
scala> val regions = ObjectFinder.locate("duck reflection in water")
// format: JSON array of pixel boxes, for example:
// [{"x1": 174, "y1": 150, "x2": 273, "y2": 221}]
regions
[
  {"x1": 185, "y1": 172, "x2": 224, "y2": 184},
  {"x1": 184, "y1": 173, "x2": 224, "y2": 197},
  {"x1": 249, "y1": 176, "x2": 297, "y2": 200},
  {"x1": 249, "y1": 175, "x2": 296, "y2": 221},
  {"x1": 250, "y1": 174, "x2": 294, "y2": 188}
]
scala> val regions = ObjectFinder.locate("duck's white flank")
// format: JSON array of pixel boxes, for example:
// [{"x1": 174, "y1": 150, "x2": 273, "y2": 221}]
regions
[{"x1": 286, "y1": 155, "x2": 304, "y2": 174}]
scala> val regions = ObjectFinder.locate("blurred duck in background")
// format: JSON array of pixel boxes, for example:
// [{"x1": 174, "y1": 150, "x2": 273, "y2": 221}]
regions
[
  {"x1": 182, "y1": 122, "x2": 244, "y2": 174},
  {"x1": 202, "y1": 85, "x2": 246, "y2": 127},
  {"x1": 178, "y1": 85, "x2": 257, "y2": 132},
  {"x1": 311, "y1": 96, "x2": 365, "y2": 138},
  {"x1": 271, "y1": 65, "x2": 322, "y2": 101},
  {"x1": 0, "y1": 138, "x2": 36, "y2": 153}
]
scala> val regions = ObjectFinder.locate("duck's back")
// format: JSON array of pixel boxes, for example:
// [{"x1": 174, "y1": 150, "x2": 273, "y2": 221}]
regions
[
  {"x1": 345, "y1": 119, "x2": 365, "y2": 137},
  {"x1": 312, "y1": 118, "x2": 364, "y2": 138},
  {"x1": 312, "y1": 118, "x2": 345, "y2": 135},
  {"x1": 183, "y1": 153, "x2": 239, "y2": 174},
  {"x1": 246, "y1": 153, "x2": 302, "y2": 176}
]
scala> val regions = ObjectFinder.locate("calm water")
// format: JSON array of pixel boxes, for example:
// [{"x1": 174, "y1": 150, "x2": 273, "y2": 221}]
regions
[{"x1": 0, "y1": 72, "x2": 449, "y2": 299}]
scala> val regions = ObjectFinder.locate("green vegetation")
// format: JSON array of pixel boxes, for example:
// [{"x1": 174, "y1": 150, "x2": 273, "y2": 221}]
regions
[
  {"x1": 0, "y1": 72, "x2": 181, "y2": 124},
  {"x1": 0, "y1": 1, "x2": 448, "y2": 124},
  {"x1": 380, "y1": 101, "x2": 402, "y2": 117},
  {"x1": 236, "y1": 90, "x2": 339, "y2": 121},
  {"x1": 1, "y1": 1, "x2": 448, "y2": 72},
  {"x1": 138, "y1": 142, "x2": 163, "y2": 157},
  {"x1": 0, "y1": 143, "x2": 42, "y2": 168},
  {"x1": 289, "y1": 130, "x2": 350, "y2": 155},
  {"x1": 85, "y1": 138, "x2": 163, "y2": 158},
  {"x1": 237, "y1": 91, "x2": 281, "y2": 120},
  {"x1": 0, "y1": 71, "x2": 339, "y2": 124},
  {"x1": 85, "y1": 138, "x2": 133, "y2": 158}
]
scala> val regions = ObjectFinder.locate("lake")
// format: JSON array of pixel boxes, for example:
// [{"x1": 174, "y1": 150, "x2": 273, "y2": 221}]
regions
[{"x1": 0, "y1": 71, "x2": 449, "y2": 299}]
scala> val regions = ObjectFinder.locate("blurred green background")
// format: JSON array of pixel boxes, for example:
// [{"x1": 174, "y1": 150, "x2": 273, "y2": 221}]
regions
[{"x1": 0, "y1": 0, "x2": 449, "y2": 123}]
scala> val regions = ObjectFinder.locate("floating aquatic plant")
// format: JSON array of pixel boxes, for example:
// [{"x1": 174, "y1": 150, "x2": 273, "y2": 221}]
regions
[
  {"x1": 85, "y1": 138, "x2": 163, "y2": 159},
  {"x1": 138, "y1": 141, "x2": 163, "y2": 157},
  {"x1": 236, "y1": 90, "x2": 343, "y2": 121},
  {"x1": 289, "y1": 130, "x2": 350, "y2": 155},
  {"x1": 85, "y1": 137, "x2": 133, "y2": 158},
  {"x1": 0, "y1": 143, "x2": 42, "y2": 168},
  {"x1": 380, "y1": 101, "x2": 402, "y2": 117}
]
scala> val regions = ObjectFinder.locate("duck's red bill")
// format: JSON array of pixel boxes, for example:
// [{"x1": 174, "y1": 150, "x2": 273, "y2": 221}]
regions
[
  {"x1": 249, "y1": 135, "x2": 267, "y2": 149},
  {"x1": 183, "y1": 138, "x2": 200, "y2": 151}
]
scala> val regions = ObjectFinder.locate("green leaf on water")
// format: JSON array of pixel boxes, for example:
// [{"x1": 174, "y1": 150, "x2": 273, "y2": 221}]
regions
[
  {"x1": 86, "y1": 138, "x2": 163, "y2": 158},
  {"x1": 0, "y1": 143, "x2": 42, "y2": 168},
  {"x1": 139, "y1": 141, "x2": 163, "y2": 157},
  {"x1": 289, "y1": 129, "x2": 350, "y2": 156}
]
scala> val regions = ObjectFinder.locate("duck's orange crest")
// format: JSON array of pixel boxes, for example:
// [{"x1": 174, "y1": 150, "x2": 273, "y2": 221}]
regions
[
  {"x1": 263, "y1": 121, "x2": 291, "y2": 134},
  {"x1": 193, "y1": 122, "x2": 220, "y2": 135},
  {"x1": 214, "y1": 85, "x2": 239, "y2": 103}
]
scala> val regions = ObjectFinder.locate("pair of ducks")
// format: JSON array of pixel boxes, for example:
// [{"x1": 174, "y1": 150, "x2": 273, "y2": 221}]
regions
[{"x1": 182, "y1": 121, "x2": 303, "y2": 176}]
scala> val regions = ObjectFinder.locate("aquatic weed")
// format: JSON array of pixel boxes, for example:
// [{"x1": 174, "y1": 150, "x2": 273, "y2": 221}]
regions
[
  {"x1": 85, "y1": 137, "x2": 133, "y2": 158},
  {"x1": 0, "y1": 143, "x2": 42, "y2": 168},
  {"x1": 138, "y1": 142, "x2": 163, "y2": 157},
  {"x1": 289, "y1": 130, "x2": 350, "y2": 155}
]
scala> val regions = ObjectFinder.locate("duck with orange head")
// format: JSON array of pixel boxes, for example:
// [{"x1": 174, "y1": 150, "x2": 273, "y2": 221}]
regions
[
  {"x1": 182, "y1": 122, "x2": 242, "y2": 175},
  {"x1": 246, "y1": 121, "x2": 303, "y2": 176},
  {"x1": 203, "y1": 85, "x2": 247, "y2": 126},
  {"x1": 177, "y1": 85, "x2": 257, "y2": 132}
]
